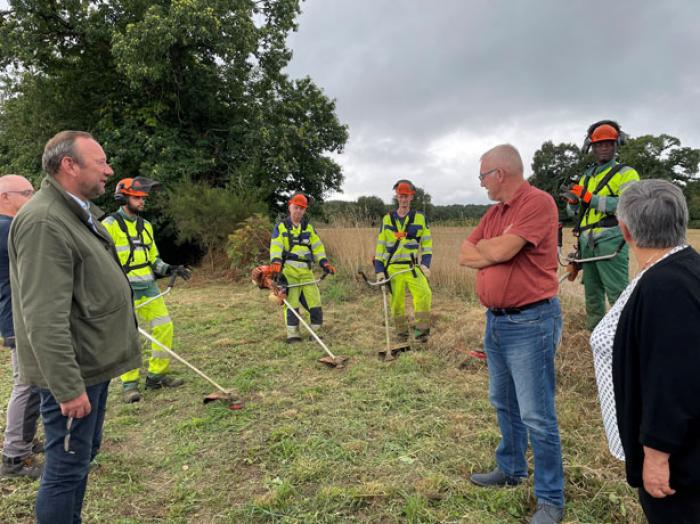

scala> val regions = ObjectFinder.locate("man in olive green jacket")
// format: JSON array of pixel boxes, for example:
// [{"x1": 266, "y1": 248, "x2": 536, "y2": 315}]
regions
[{"x1": 9, "y1": 130, "x2": 140, "y2": 524}]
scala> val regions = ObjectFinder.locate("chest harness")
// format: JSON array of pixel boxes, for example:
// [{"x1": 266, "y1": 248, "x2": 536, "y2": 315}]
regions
[{"x1": 110, "y1": 213, "x2": 154, "y2": 273}]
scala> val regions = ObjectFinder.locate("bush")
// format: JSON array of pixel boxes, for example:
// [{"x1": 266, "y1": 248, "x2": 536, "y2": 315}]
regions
[
  {"x1": 226, "y1": 214, "x2": 273, "y2": 277},
  {"x1": 168, "y1": 181, "x2": 267, "y2": 270}
]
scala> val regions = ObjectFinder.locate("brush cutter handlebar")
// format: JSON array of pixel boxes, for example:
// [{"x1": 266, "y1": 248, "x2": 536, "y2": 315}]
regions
[
  {"x1": 358, "y1": 267, "x2": 415, "y2": 287},
  {"x1": 135, "y1": 272, "x2": 179, "y2": 310}
]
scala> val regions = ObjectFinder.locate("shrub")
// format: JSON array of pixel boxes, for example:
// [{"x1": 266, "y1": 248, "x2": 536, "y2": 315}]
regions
[{"x1": 226, "y1": 214, "x2": 273, "y2": 276}]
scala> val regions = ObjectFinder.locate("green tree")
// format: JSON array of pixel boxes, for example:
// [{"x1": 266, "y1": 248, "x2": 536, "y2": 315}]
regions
[
  {"x1": 0, "y1": 0, "x2": 347, "y2": 223},
  {"x1": 168, "y1": 181, "x2": 267, "y2": 270},
  {"x1": 356, "y1": 195, "x2": 386, "y2": 224},
  {"x1": 529, "y1": 141, "x2": 589, "y2": 220}
]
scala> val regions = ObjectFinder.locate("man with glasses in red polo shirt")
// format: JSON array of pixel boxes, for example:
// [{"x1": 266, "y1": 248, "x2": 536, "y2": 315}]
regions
[{"x1": 459, "y1": 144, "x2": 564, "y2": 524}]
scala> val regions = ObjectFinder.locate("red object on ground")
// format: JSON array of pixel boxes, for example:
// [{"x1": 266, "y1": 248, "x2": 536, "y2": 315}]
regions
[{"x1": 468, "y1": 350, "x2": 487, "y2": 361}]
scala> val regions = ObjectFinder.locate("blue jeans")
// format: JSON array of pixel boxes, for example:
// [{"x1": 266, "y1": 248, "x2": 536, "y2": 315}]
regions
[
  {"x1": 484, "y1": 298, "x2": 565, "y2": 507},
  {"x1": 36, "y1": 381, "x2": 110, "y2": 524}
]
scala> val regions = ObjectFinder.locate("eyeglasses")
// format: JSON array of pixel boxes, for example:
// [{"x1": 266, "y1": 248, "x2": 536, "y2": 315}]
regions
[
  {"x1": 478, "y1": 168, "x2": 499, "y2": 181},
  {"x1": 3, "y1": 189, "x2": 34, "y2": 197}
]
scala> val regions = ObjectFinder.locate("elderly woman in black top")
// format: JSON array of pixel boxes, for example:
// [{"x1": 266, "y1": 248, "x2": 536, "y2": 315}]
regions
[{"x1": 592, "y1": 179, "x2": 700, "y2": 523}]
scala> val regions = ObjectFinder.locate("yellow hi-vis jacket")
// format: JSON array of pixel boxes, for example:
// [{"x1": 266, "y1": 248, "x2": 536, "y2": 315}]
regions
[
  {"x1": 270, "y1": 218, "x2": 328, "y2": 280},
  {"x1": 102, "y1": 209, "x2": 170, "y2": 298},
  {"x1": 374, "y1": 210, "x2": 432, "y2": 273},
  {"x1": 566, "y1": 160, "x2": 639, "y2": 242}
]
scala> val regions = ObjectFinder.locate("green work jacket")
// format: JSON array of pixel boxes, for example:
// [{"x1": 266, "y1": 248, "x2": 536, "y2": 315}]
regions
[{"x1": 9, "y1": 176, "x2": 141, "y2": 402}]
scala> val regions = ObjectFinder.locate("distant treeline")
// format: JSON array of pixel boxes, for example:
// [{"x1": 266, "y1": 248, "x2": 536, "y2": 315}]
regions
[{"x1": 318, "y1": 197, "x2": 489, "y2": 227}]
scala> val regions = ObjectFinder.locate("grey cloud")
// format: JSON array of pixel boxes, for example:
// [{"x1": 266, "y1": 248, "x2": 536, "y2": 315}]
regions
[{"x1": 286, "y1": 1, "x2": 700, "y2": 205}]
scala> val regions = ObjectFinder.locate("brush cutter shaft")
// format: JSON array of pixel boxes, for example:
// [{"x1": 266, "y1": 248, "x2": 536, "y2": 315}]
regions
[
  {"x1": 138, "y1": 327, "x2": 228, "y2": 393},
  {"x1": 282, "y1": 298, "x2": 337, "y2": 359},
  {"x1": 282, "y1": 272, "x2": 329, "y2": 289},
  {"x1": 381, "y1": 285, "x2": 391, "y2": 352}
]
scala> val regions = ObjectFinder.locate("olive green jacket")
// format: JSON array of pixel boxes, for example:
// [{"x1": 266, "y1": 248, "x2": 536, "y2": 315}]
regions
[{"x1": 9, "y1": 176, "x2": 141, "y2": 402}]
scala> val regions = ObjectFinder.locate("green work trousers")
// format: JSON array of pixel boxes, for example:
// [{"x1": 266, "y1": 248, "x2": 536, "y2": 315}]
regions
[{"x1": 580, "y1": 235, "x2": 629, "y2": 330}]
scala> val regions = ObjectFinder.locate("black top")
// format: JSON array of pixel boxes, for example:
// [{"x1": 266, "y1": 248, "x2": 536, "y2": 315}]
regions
[
  {"x1": 613, "y1": 246, "x2": 700, "y2": 488},
  {"x1": 0, "y1": 214, "x2": 13, "y2": 344}
]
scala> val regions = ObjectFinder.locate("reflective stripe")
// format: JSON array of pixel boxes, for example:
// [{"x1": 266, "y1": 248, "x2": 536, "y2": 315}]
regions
[
  {"x1": 150, "y1": 316, "x2": 172, "y2": 328},
  {"x1": 115, "y1": 245, "x2": 131, "y2": 253},
  {"x1": 129, "y1": 274, "x2": 156, "y2": 283},
  {"x1": 285, "y1": 260, "x2": 310, "y2": 269},
  {"x1": 391, "y1": 253, "x2": 413, "y2": 261},
  {"x1": 311, "y1": 241, "x2": 322, "y2": 250},
  {"x1": 597, "y1": 196, "x2": 608, "y2": 212},
  {"x1": 271, "y1": 240, "x2": 284, "y2": 248},
  {"x1": 151, "y1": 351, "x2": 169, "y2": 359},
  {"x1": 421, "y1": 235, "x2": 432, "y2": 241}
]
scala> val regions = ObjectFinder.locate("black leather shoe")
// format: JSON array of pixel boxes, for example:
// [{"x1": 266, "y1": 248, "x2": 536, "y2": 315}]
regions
[{"x1": 470, "y1": 467, "x2": 524, "y2": 487}]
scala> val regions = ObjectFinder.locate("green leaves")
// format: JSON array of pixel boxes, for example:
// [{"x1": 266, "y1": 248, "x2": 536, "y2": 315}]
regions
[{"x1": 0, "y1": 0, "x2": 348, "y2": 248}]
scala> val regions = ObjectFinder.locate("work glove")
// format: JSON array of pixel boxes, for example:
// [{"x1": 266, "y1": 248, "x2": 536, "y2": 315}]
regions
[
  {"x1": 420, "y1": 264, "x2": 431, "y2": 278},
  {"x1": 321, "y1": 261, "x2": 336, "y2": 275},
  {"x1": 560, "y1": 184, "x2": 592, "y2": 205},
  {"x1": 376, "y1": 272, "x2": 386, "y2": 283},
  {"x1": 173, "y1": 265, "x2": 192, "y2": 280},
  {"x1": 269, "y1": 261, "x2": 282, "y2": 276}
]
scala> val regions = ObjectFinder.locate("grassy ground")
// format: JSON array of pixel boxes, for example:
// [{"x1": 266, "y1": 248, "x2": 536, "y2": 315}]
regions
[{"x1": 1, "y1": 269, "x2": 646, "y2": 523}]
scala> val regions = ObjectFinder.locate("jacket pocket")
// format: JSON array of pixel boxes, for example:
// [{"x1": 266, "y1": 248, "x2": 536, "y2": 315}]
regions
[{"x1": 72, "y1": 300, "x2": 132, "y2": 374}]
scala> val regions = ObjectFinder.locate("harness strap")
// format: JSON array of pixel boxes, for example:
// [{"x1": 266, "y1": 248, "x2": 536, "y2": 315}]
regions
[
  {"x1": 111, "y1": 213, "x2": 153, "y2": 273},
  {"x1": 574, "y1": 163, "x2": 626, "y2": 236}
]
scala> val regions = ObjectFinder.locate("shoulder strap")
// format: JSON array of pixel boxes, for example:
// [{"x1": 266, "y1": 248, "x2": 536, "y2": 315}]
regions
[
  {"x1": 574, "y1": 163, "x2": 626, "y2": 234},
  {"x1": 110, "y1": 212, "x2": 151, "y2": 273}
]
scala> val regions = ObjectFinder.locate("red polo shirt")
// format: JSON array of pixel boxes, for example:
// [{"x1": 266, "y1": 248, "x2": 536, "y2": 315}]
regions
[{"x1": 468, "y1": 181, "x2": 559, "y2": 308}]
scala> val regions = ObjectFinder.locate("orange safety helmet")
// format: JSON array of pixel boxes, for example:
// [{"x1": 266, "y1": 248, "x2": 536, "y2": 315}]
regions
[
  {"x1": 114, "y1": 177, "x2": 159, "y2": 203},
  {"x1": 590, "y1": 123, "x2": 619, "y2": 143},
  {"x1": 393, "y1": 179, "x2": 416, "y2": 195},
  {"x1": 288, "y1": 193, "x2": 309, "y2": 208}
]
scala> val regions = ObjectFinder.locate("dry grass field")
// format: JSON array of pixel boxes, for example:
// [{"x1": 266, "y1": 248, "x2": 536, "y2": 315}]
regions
[{"x1": 1, "y1": 227, "x2": 698, "y2": 523}]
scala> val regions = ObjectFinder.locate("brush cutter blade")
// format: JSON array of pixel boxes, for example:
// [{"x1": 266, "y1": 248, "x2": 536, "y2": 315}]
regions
[
  {"x1": 377, "y1": 342, "x2": 411, "y2": 361},
  {"x1": 203, "y1": 390, "x2": 244, "y2": 410},
  {"x1": 318, "y1": 355, "x2": 349, "y2": 368}
]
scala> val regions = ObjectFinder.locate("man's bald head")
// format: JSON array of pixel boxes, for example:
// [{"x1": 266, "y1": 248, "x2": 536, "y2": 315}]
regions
[
  {"x1": 0, "y1": 174, "x2": 33, "y2": 194},
  {"x1": 0, "y1": 174, "x2": 34, "y2": 217},
  {"x1": 480, "y1": 144, "x2": 524, "y2": 179}
]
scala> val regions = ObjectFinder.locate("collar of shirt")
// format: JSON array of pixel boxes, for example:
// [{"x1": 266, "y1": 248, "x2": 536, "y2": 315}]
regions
[
  {"x1": 499, "y1": 180, "x2": 530, "y2": 211},
  {"x1": 66, "y1": 192, "x2": 97, "y2": 231}
]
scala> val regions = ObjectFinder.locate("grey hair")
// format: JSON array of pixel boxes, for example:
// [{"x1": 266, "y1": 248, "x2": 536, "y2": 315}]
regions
[
  {"x1": 617, "y1": 179, "x2": 688, "y2": 248},
  {"x1": 480, "y1": 144, "x2": 524, "y2": 176},
  {"x1": 42, "y1": 130, "x2": 93, "y2": 176}
]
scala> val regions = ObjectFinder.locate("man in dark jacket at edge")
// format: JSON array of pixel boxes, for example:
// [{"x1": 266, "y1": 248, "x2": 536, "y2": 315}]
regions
[{"x1": 9, "y1": 131, "x2": 141, "y2": 524}]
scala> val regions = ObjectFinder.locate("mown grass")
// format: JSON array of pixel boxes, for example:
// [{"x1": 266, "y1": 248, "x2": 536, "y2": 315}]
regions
[{"x1": 4, "y1": 228, "x2": 699, "y2": 523}]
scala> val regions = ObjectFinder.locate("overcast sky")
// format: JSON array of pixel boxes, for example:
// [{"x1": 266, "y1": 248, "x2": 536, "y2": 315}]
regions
[{"x1": 285, "y1": 0, "x2": 700, "y2": 204}]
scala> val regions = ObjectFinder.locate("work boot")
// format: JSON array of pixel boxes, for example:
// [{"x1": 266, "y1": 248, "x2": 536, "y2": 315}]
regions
[
  {"x1": 123, "y1": 382, "x2": 141, "y2": 403},
  {"x1": 309, "y1": 324, "x2": 323, "y2": 340},
  {"x1": 529, "y1": 502, "x2": 564, "y2": 524},
  {"x1": 31, "y1": 438, "x2": 44, "y2": 454},
  {"x1": 145, "y1": 374, "x2": 184, "y2": 390},
  {"x1": 414, "y1": 328, "x2": 430, "y2": 343},
  {"x1": 1, "y1": 454, "x2": 42, "y2": 480},
  {"x1": 470, "y1": 467, "x2": 524, "y2": 488},
  {"x1": 286, "y1": 326, "x2": 301, "y2": 344}
]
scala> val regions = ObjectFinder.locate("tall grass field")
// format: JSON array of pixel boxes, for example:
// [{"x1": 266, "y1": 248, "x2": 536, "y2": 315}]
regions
[{"x1": 1, "y1": 227, "x2": 699, "y2": 523}]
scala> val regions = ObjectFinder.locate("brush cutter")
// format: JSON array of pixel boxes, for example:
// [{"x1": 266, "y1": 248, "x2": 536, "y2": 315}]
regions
[
  {"x1": 138, "y1": 328, "x2": 243, "y2": 409},
  {"x1": 358, "y1": 267, "x2": 416, "y2": 361},
  {"x1": 134, "y1": 271, "x2": 243, "y2": 409},
  {"x1": 251, "y1": 266, "x2": 349, "y2": 369}
]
